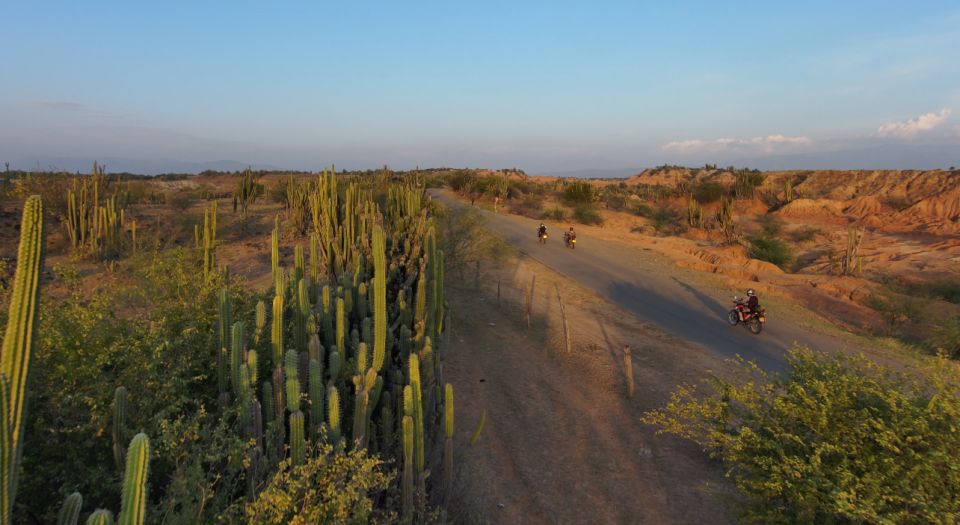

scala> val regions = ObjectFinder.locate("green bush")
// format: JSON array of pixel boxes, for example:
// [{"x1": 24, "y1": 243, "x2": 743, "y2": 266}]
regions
[
  {"x1": 245, "y1": 443, "x2": 392, "y2": 524},
  {"x1": 573, "y1": 204, "x2": 603, "y2": 225},
  {"x1": 561, "y1": 180, "x2": 595, "y2": 205},
  {"x1": 634, "y1": 203, "x2": 655, "y2": 218},
  {"x1": 542, "y1": 206, "x2": 567, "y2": 221},
  {"x1": 748, "y1": 235, "x2": 792, "y2": 269},
  {"x1": 756, "y1": 214, "x2": 785, "y2": 237},
  {"x1": 913, "y1": 278, "x2": 960, "y2": 304},
  {"x1": 691, "y1": 181, "x2": 725, "y2": 203},
  {"x1": 643, "y1": 348, "x2": 960, "y2": 524}
]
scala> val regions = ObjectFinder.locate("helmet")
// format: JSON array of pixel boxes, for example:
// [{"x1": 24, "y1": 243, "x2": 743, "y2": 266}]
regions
[
  {"x1": 746, "y1": 288, "x2": 755, "y2": 297},
  {"x1": 540, "y1": 223, "x2": 545, "y2": 227}
]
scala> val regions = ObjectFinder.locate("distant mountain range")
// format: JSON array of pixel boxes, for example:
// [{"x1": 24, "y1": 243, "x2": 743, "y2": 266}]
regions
[
  {"x1": 5, "y1": 156, "x2": 280, "y2": 175},
  {"x1": 532, "y1": 167, "x2": 644, "y2": 179}
]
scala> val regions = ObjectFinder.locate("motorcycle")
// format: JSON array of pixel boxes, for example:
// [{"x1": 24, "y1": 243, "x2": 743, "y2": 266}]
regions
[
  {"x1": 564, "y1": 233, "x2": 576, "y2": 249},
  {"x1": 538, "y1": 230, "x2": 548, "y2": 244},
  {"x1": 727, "y1": 296, "x2": 766, "y2": 334}
]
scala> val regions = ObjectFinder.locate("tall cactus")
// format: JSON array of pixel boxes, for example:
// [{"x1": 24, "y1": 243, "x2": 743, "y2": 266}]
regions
[
  {"x1": 118, "y1": 433, "x2": 150, "y2": 525},
  {"x1": 401, "y1": 415, "x2": 414, "y2": 521},
  {"x1": 231, "y1": 321, "x2": 245, "y2": 396},
  {"x1": 289, "y1": 411, "x2": 305, "y2": 465},
  {"x1": 335, "y1": 297, "x2": 346, "y2": 357},
  {"x1": 327, "y1": 386, "x2": 341, "y2": 444},
  {"x1": 1, "y1": 195, "x2": 44, "y2": 523},
  {"x1": 409, "y1": 354, "x2": 425, "y2": 476},
  {"x1": 254, "y1": 300, "x2": 267, "y2": 346},
  {"x1": 372, "y1": 225, "x2": 387, "y2": 372},
  {"x1": 271, "y1": 216, "x2": 280, "y2": 287},
  {"x1": 443, "y1": 383, "x2": 454, "y2": 496},
  {"x1": 309, "y1": 359, "x2": 324, "y2": 439},
  {"x1": 271, "y1": 294, "x2": 284, "y2": 367},
  {"x1": 56, "y1": 492, "x2": 83, "y2": 525},
  {"x1": 112, "y1": 386, "x2": 128, "y2": 475},
  {"x1": 85, "y1": 510, "x2": 114, "y2": 525}
]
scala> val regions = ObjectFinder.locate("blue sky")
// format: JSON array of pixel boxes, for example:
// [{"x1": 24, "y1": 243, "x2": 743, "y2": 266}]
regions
[{"x1": 1, "y1": 1, "x2": 959, "y2": 174}]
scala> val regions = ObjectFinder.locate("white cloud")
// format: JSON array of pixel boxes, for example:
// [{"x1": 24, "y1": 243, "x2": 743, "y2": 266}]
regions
[
  {"x1": 876, "y1": 108, "x2": 951, "y2": 138},
  {"x1": 662, "y1": 134, "x2": 811, "y2": 154}
]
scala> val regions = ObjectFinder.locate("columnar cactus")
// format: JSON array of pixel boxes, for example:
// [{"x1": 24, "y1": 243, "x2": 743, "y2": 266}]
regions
[
  {"x1": 289, "y1": 411, "x2": 305, "y2": 465},
  {"x1": 118, "y1": 433, "x2": 150, "y2": 525},
  {"x1": 1, "y1": 195, "x2": 44, "y2": 523},
  {"x1": 409, "y1": 354, "x2": 425, "y2": 475},
  {"x1": 285, "y1": 350, "x2": 300, "y2": 413},
  {"x1": 327, "y1": 386, "x2": 341, "y2": 444},
  {"x1": 271, "y1": 216, "x2": 280, "y2": 286},
  {"x1": 401, "y1": 415, "x2": 414, "y2": 520},
  {"x1": 372, "y1": 224, "x2": 387, "y2": 372},
  {"x1": 309, "y1": 359, "x2": 324, "y2": 439},
  {"x1": 271, "y1": 294, "x2": 284, "y2": 366},
  {"x1": 85, "y1": 510, "x2": 114, "y2": 525},
  {"x1": 112, "y1": 386, "x2": 128, "y2": 474},
  {"x1": 56, "y1": 492, "x2": 83, "y2": 525},
  {"x1": 254, "y1": 300, "x2": 267, "y2": 346},
  {"x1": 335, "y1": 297, "x2": 345, "y2": 357},
  {"x1": 231, "y1": 321, "x2": 245, "y2": 396},
  {"x1": 443, "y1": 383, "x2": 454, "y2": 495},
  {"x1": 321, "y1": 285, "x2": 333, "y2": 350}
]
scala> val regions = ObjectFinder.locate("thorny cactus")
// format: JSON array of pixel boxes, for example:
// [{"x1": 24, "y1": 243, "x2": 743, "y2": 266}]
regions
[{"x1": 118, "y1": 433, "x2": 150, "y2": 525}]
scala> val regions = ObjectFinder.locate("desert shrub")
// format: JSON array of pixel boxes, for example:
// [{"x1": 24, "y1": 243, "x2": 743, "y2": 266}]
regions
[
  {"x1": 691, "y1": 181, "x2": 725, "y2": 203},
  {"x1": 166, "y1": 190, "x2": 193, "y2": 211},
  {"x1": 643, "y1": 348, "x2": 960, "y2": 524},
  {"x1": 734, "y1": 170, "x2": 766, "y2": 199},
  {"x1": 927, "y1": 317, "x2": 960, "y2": 359},
  {"x1": 542, "y1": 206, "x2": 567, "y2": 221},
  {"x1": 864, "y1": 291, "x2": 925, "y2": 329},
  {"x1": 573, "y1": 204, "x2": 603, "y2": 225},
  {"x1": 756, "y1": 214, "x2": 785, "y2": 237},
  {"x1": 748, "y1": 235, "x2": 792, "y2": 269},
  {"x1": 601, "y1": 191, "x2": 628, "y2": 211},
  {"x1": 649, "y1": 206, "x2": 682, "y2": 234},
  {"x1": 245, "y1": 444, "x2": 392, "y2": 524},
  {"x1": 912, "y1": 278, "x2": 960, "y2": 304},
  {"x1": 789, "y1": 226, "x2": 822, "y2": 243},
  {"x1": 509, "y1": 193, "x2": 544, "y2": 219},
  {"x1": 446, "y1": 170, "x2": 477, "y2": 193},
  {"x1": 268, "y1": 181, "x2": 288, "y2": 204},
  {"x1": 437, "y1": 206, "x2": 510, "y2": 280},
  {"x1": 561, "y1": 180, "x2": 596, "y2": 205},
  {"x1": 635, "y1": 203, "x2": 655, "y2": 218}
]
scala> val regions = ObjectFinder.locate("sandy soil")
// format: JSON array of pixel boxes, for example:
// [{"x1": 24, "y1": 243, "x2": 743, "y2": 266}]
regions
[{"x1": 444, "y1": 255, "x2": 737, "y2": 524}]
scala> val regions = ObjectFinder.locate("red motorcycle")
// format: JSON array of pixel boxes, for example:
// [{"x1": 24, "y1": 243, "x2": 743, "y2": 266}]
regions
[{"x1": 728, "y1": 296, "x2": 766, "y2": 334}]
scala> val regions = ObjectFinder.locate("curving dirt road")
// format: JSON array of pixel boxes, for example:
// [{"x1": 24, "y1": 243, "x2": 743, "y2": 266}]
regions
[{"x1": 434, "y1": 191, "x2": 861, "y2": 372}]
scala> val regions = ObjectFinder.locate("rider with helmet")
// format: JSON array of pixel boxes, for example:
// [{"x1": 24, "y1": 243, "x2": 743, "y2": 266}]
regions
[
  {"x1": 537, "y1": 223, "x2": 547, "y2": 239},
  {"x1": 743, "y1": 288, "x2": 760, "y2": 318},
  {"x1": 564, "y1": 227, "x2": 576, "y2": 246}
]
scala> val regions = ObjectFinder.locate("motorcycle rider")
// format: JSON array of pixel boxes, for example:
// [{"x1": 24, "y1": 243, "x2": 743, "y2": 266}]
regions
[
  {"x1": 537, "y1": 223, "x2": 547, "y2": 239},
  {"x1": 742, "y1": 288, "x2": 760, "y2": 319},
  {"x1": 564, "y1": 227, "x2": 576, "y2": 246}
]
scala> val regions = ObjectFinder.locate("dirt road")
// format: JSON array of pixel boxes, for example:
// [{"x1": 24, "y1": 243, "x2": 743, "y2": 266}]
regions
[{"x1": 433, "y1": 191, "x2": 861, "y2": 371}]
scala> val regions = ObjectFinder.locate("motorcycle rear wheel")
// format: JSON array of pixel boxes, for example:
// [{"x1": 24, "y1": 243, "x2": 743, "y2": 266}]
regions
[
  {"x1": 747, "y1": 318, "x2": 762, "y2": 334},
  {"x1": 727, "y1": 310, "x2": 739, "y2": 325}
]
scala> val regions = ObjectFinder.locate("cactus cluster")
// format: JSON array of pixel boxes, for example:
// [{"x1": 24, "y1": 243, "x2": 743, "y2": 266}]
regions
[
  {"x1": 64, "y1": 163, "x2": 135, "y2": 260},
  {"x1": 687, "y1": 194, "x2": 704, "y2": 228},
  {"x1": 206, "y1": 173, "x2": 453, "y2": 517}
]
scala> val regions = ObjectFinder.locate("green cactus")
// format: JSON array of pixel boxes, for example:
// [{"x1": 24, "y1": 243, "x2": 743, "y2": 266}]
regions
[
  {"x1": 271, "y1": 294, "x2": 284, "y2": 366},
  {"x1": 247, "y1": 349, "x2": 258, "y2": 387},
  {"x1": 232, "y1": 168, "x2": 259, "y2": 220},
  {"x1": 335, "y1": 297, "x2": 345, "y2": 355},
  {"x1": 328, "y1": 349, "x2": 341, "y2": 382},
  {"x1": 285, "y1": 350, "x2": 301, "y2": 413},
  {"x1": 231, "y1": 321, "x2": 245, "y2": 395},
  {"x1": 118, "y1": 433, "x2": 150, "y2": 525},
  {"x1": 254, "y1": 300, "x2": 267, "y2": 346},
  {"x1": 112, "y1": 386, "x2": 127, "y2": 474},
  {"x1": 85, "y1": 510, "x2": 114, "y2": 525},
  {"x1": 372, "y1": 225, "x2": 387, "y2": 372},
  {"x1": 271, "y1": 216, "x2": 280, "y2": 286},
  {"x1": 687, "y1": 194, "x2": 704, "y2": 228},
  {"x1": 357, "y1": 282, "x2": 368, "y2": 320},
  {"x1": 289, "y1": 411, "x2": 305, "y2": 465},
  {"x1": 1, "y1": 195, "x2": 44, "y2": 522},
  {"x1": 402, "y1": 415, "x2": 414, "y2": 520},
  {"x1": 409, "y1": 354, "x2": 424, "y2": 474},
  {"x1": 262, "y1": 382, "x2": 275, "y2": 432},
  {"x1": 56, "y1": 492, "x2": 83, "y2": 525},
  {"x1": 309, "y1": 359, "x2": 324, "y2": 439},
  {"x1": 321, "y1": 285, "x2": 333, "y2": 350},
  {"x1": 356, "y1": 342, "x2": 369, "y2": 375},
  {"x1": 327, "y1": 386, "x2": 341, "y2": 444},
  {"x1": 296, "y1": 278, "x2": 310, "y2": 352},
  {"x1": 444, "y1": 383, "x2": 454, "y2": 496}
]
